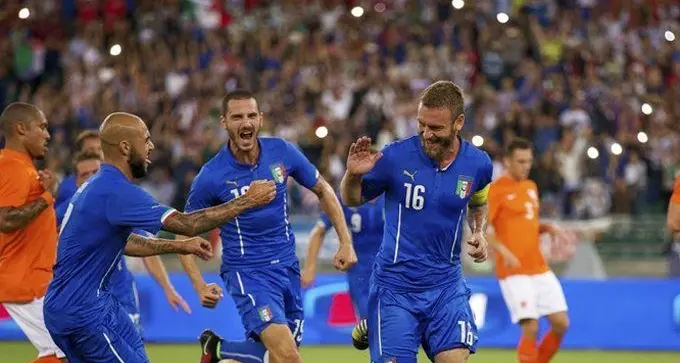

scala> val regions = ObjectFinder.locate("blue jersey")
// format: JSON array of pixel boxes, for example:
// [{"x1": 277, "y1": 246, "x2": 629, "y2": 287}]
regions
[
  {"x1": 186, "y1": 138, "x2": 319, "y2": 272},
  {"x1": 55, "y1": 174, "x2": 77, "y2": 209},
  {"x1": 319, "y1": 195, "x2": 384, "y2": 278},
  {"x1": 45, "y1": 164, "x2": 176, "y2": 333},
  {"x1": 360, "y1": 136, "x2": 493, "y2": 292}
]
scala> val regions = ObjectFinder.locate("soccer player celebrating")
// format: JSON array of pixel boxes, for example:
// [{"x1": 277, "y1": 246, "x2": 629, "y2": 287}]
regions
[
  {"x1": 341, "y1": 81, "x2": 492, "y2": 363},
  {"x1": 487, "y1": 138, "x2": 569, "y2": 363},
  {"x1": 55, "y1": 151, "x2": 191, "y2": 331},
  {"x1": 54, "y1": 130, "x2": 102, "y2": 210},
  {"x1": 301, "y1": 194, "x2": 385, "y2": 320},
  {"x1": 43, "y1": 112, "x2": 277, "y2": 362},
  {"x1": 189, "y1": 90, "x2": 356, "y2": 363},
  {"x1": 0, "y1": 103, "x2": 65, "y2": 363}
]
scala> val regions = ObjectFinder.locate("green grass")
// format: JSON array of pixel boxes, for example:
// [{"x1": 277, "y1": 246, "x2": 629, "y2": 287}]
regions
[{"x1": 3, "y1": 341, "x2": 680, "y2": 363}]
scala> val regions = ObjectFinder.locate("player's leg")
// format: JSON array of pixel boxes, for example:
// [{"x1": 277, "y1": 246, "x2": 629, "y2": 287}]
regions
[
  {"x1": 534, "y1": 271, "x2": 569, "y2": 363},
  {"x1": 499, "y1": 275, "x2": 540, "y2": 363},
  {"x1": 367, "y1": 284, "x2": 421, "y2": 363},
  {"x1": 422, "y1": 285, "x2": 478, "y2": 363},
  {"x1": 347, "y1": 272, "x2": 371, "y2": 350},
  {"x1": 3, "y1": 298, "x2": 66, "y2": 361},
  {"x1": 283, "y1": 261, "x2": 305, "y2": 346}
]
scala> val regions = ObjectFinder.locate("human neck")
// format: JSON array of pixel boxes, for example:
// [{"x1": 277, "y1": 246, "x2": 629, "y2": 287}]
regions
[
  {"x1": 437, "y1": 136, "x2": 460, "y2": 169},
  {"x1": 3, "y1": 139, "x2": 29, "y2": 157},
  {"x1": 105, "y1": 157, "x2": 135, "y2": 181},
  {"x1": 228, "y1": 140, "x2": 260, "y2": 165}
]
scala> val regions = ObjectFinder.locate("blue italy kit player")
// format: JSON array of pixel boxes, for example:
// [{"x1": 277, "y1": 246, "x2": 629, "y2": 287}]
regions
[
  {"x1": 186, "y1": 90, "x2": 356, "y2": 363},
  {"x1": 301, "y1": 194, "x2": 384, "y2": 320},
  {"x1": 44, "y1": 112, "x2": 277, "y2": 363},
  {"x1": 341, "y1": 81, "x2": 492, "y2": 363},
  {"x1": 54, "y1": 130, "x2": 101, "y2": 210}
]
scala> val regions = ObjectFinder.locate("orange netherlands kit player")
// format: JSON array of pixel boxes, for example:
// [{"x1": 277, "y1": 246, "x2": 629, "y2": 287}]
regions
[
  {"x1": 667, "y1": 174, "x2": 680, "y2": 237},
  {"x1": 0, "y1": 103, "x2": 65, "y2": 362},
  {"x1": 488, "y1": 138, "x2": 569, "y2": 363}
]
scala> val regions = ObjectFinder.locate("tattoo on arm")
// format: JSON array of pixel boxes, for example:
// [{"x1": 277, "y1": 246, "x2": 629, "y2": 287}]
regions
[
  {"x1": 467, "y1": 203, "x2": 488, "y2": 234},
  {"x1": 163, "y1": 196, "x2": 252, "y2": 236},
  {"x1": 124, "y1": 233, "x2": 183, "y2": 257},
  {"x1": 0, "y1": 198, "x2": 50, "y2": 233}
]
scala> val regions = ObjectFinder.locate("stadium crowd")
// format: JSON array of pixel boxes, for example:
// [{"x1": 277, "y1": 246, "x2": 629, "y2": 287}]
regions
[{"x1": 0, "y1": 0, "x2": 678, "y2": 219}]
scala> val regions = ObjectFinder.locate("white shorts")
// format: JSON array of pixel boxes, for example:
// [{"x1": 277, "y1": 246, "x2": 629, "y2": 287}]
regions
[
  {"x1": 499, "y1": 271, "x2": 568, "y2": 324},
  {"x1": 2, "y1": 297, "x2": 66, "y2": 358}
]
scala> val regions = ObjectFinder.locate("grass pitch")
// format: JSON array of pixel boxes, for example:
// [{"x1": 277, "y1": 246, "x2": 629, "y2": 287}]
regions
[{"x1": 2, "y1": 341, "x2": 680, "y2": 362}]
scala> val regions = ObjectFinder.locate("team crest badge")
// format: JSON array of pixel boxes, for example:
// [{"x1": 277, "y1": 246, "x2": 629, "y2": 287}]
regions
[
  {"x1": 455, "y1": 176, "x2": 474, "y2": 199},
  {"x1": 270, "y1": 163, "x2": 287, "y2": 183},
  {"x1": 258, "y1": 305, "x2": 273, "y2": 322}
]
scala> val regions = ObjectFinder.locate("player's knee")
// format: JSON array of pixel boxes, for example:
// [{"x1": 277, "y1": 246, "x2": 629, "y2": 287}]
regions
[
  {"x1": 269, "y1": 343, "x2": 301, "y2": 363},
  {"x1": 519, "y1": 319, "x2": 539, "y2": 339},
  {"x1": 550, "y1": 314, "x2": 570, "y2": 336},
  {"x1": 260, "y1": 324, "x2": 302, "y2": 363}
]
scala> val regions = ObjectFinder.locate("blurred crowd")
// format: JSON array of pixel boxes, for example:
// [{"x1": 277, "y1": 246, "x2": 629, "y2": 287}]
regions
[{"x1": 0, "y1": 0, "x2": 679, "y2": 219}]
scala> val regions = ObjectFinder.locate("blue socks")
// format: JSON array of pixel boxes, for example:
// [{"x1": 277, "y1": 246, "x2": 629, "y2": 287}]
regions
[{"x1": 218, "y1": 339, "x2": 269, "y2": 363}]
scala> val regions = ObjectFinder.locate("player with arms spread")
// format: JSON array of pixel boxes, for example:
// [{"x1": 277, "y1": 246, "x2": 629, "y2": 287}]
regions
[
  {"x1": 487, "y1": 138, "x2": 569, "y2": 363},
  {"x1": 43, "y1": 112, "x2": 276, "y2": 363},
  {"x1": 0, "y1": 103, "x2": 65, "y2": 363},
  {"x1": 342, "y1": 81, "x2": 491, "y2": 363},
  {"x1": 187, "y1": 90, "x2": 356, "y2": 363}
]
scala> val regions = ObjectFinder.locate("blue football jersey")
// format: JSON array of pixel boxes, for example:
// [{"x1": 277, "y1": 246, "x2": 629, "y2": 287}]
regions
[
  {"x1": 360, "y1": 136, "x2": 493, "y2": 292},
  {"x1": 55, "y1": 174, "x2": 77, "y2": 209},
  {"x1": 44, "y1": 165, "x2": 176, "y2": 333},
  {"x1": 319, "y1": 195, "x2": 384, "y2": 277},
  {"x1": 186, "y1": 138, "x2": 319, "y2": 272}
]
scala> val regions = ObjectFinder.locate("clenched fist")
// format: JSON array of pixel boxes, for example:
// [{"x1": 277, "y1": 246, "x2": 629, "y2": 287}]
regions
[
  {"x1": 244, "y1": 180, "x2": 277, "y2": 207},
  {"x1": 180, "y1": 237, "x2": 213, "y2": 261}
]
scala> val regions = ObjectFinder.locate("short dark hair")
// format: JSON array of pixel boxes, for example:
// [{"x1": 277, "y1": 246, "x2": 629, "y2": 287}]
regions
[
  {"x1": 504, "y1": 137, "x2": 533, "y2": 157},
  {"x1": 75, "y1": 130, "x2": 99, "y2": 151},
  {"x1": 222, "y1": 89, "x2": 258, "y2": 115},
  {"x1": 73, "y1": 150, "x2": 102, "y2": 169},
  {"x1": 419, "y1": 81, "x2": 465, "y2": 121},
  {"x1": 0, "y1": 102, "x2": 42, "y2": 135}
]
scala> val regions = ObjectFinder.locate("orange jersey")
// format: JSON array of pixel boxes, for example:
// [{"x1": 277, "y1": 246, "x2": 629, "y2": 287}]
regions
[
  {"x1": 488, "y1": 175, "x2": 549, "y2": 279},
  {"x1": 671, "y1": 176, "x2": 680, "y2": 205},
  {"x1": 0, "y1": 149, "x2": 57, "y2": 303}
]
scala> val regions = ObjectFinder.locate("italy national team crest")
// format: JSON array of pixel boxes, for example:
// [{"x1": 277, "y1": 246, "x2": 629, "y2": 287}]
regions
[
  {"x1": 270, "y1": 163, "x2": 287, "y2": 183},
  {"x1": 258, "y1": 305, "x2": 273, "y2": 322},
  {"x1": 455, "y1": 176, "x2": 474, "y2": 199}
]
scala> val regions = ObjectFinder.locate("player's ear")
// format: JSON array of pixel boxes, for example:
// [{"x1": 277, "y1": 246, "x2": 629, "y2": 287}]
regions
[
  {"x1": 15, "y1": 121, "x2": 28, "y2": 136},
  {"x1": 219, "y1": 115, "x2": 226, "y2": 129},
  {"x1": 119, "y1": 140, "x2": 131, "y2": 157},
  {"x1": 453, "y1": 114, "x2": 464, "y2": 132}
]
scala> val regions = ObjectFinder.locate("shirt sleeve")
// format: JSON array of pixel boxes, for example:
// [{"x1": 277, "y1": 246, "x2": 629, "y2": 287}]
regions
[
  {"x1": 285, "y1": 141, "x2": 319, "y2": 190},
  {"x1": 470, "y1": 151, "x2": 494, "y2": 205},
  {"x1": 0, "y1": 164, "x2": 30, "y2": 208},
  {"x1": 106, "y1": 182, "x2": 177, "y2": 234},
  {"x1": 185, "y1": 168, "x2": 217, "y2": 213},
  {"x1": 360, "y1": 145, "x2": 393, "y2": 201},
  {"x1": 671, "y1": 177, "x2": 680, "y2": 205}
]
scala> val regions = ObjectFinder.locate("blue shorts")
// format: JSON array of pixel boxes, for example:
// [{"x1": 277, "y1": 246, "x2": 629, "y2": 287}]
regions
[
  {"x1": 368, "y1": 282, "x2": 478, "y2": 363},
  {"x1": 222, "y1": 261, "x2": 304, "y2": 345},
  {"x1": 347, "y1": 272, "x2": 371, "y2": 320},
  {"x1": 49, "y1": 303, "x2": 148, "y2": 363}
]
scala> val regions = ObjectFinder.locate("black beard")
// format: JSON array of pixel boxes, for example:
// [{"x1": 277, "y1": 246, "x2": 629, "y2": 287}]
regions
[{"x1": 128, "y1": 149, "x2": 148, "y2": 179}]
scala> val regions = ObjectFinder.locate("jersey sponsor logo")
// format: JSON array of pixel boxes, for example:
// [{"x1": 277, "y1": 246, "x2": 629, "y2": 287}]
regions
[
  {"x1": 258, "y1": 305, "x2": 273, "y2": 322},
  {"x1": 456, "y1": 176, "x2": 474, "y2": 199},
  {"x1": 270, "y1": 163, "x2": 287, "y2": 183},
  {"x1": 402, "y1": 169, "x2": 417, "y2": 182}
]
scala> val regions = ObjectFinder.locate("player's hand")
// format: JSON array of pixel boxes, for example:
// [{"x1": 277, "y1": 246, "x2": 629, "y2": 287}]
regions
[
  {"x1": 346, "y1": 136, "x2": 382, "y2": 176},
  {"x1": 181, "y1": 237, "x2": 213, "y2": 261},
  {"x1": 38, "y1": 170, "x2": 57, "y2": 194},
  {"x1": 164, "y1": 287, "x2": 191, "y2": 314},
  {"x1": 197, "y1": 283, "x2": 223, "y2": 309},
  {"x1": 301, "y1": 264, "x2": 316, "y2": 289},
  {"x1": 244, "y1": 180, "x2": 277, "y2": 208},
  {"x1": 466, "y1": 231, "x2": 488, "y2": 263},
  {"x1": 333, "y1": 242, "x2": 358, "y2": 272}
]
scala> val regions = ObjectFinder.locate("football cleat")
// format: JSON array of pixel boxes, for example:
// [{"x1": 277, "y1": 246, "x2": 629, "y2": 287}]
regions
[
  {"x1": 351, "y1": 319, "x2": 369, "y2": 350},
  {"x1": 199, "y1": 329, "x2": 221, "y2": 363}
]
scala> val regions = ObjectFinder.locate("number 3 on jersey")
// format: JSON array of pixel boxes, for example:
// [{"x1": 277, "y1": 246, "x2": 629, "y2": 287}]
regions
[{"x1": 404, "y1": 183, "x2": 425, "y2": 210}]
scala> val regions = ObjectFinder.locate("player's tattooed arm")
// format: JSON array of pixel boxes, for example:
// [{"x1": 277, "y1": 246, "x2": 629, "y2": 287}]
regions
[
  {"x1": 124, "y1": 233, "x2": 189, "y2": 257},
  {"x1": 162, "y1": 180, "x2": 276, "y2": 236},
  {"x1": 0, "y1": 198, "x2": 50, "y2": 233},
  {"x1": 467, "y1": 203, "x2": 489, "y2": 234},
  {"x1": 312, "y1": 176, "x2": 352, "y2": 246}
]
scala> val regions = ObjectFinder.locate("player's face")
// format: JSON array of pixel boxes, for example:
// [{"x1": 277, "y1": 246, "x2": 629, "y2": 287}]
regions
[
  {"x1": 75, "y1": 159, "x2": 101, "y2": 187},
  {"x1": 417, "y1": 104, "x2": 464, "y2": 161},
  {"x1": 505, "y1": 148, "x2": 533, "y2": 180},
  {"x1": 128, "y1": 127, "x2": 154, "y2": 179},
  {"x1": 221, "y1": 98, "x2": 262, "y2": 153},
  {"x1": 82, "y1": 137, "x2": 102, "y2": 156},
  {"x1": 21, "y1": 113, "x2": 50, "y2": 160}
]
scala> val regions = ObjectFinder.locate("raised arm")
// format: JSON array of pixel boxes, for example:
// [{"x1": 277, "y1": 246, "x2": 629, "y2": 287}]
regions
[{"x1": 341, "y1": 137, "x2": 384, "y2": 207}]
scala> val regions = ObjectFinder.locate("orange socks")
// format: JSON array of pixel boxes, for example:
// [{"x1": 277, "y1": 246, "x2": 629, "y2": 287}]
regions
[
  {"x1": 537, "y1": 330, "x2": 562, "y2": 363},
  {"x1": 32, "y1": 355, "x2": 62, "y2": 363},
  {"x1": 517, "y1": 335, "x2": 538, "y2": 363}
]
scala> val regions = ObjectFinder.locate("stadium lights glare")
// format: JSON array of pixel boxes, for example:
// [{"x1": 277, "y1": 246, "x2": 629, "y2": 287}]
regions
[
  {"x1": 315, "y1": 126, "x2": 329, "y2": 139},
  {"x1": 374, "y1": 2, "x2": 386, "y2": 13},
  {"x1": 471, "y1": 135, "x2": 484, "y2": 147},
  {"x1": 587, "y1": 147, "x2": 599, "y2": 159},
  {"x1": 665, "y1": 30, "x2": 676, "y2": 42},
  {"x1": 641, "y1": 103, "x2": 653, "y2": 115},
  {"x1": 351, "y1": 6, "x2": 365, "y2": 18},
  {"x1": 610, "y1": 142, "x2": 623, "y2": 156},
  {"x1": 109, "y1": 44, "x2": 122, "y2": 56},
  {"x1": 496, "y1": 13, "x2": 509, "y2": 24},
  {"x1": 451, "y1": 0, "x2": 465, "y2": 10},
  {"x1": 18, "y1": 8, "x2": 30, "y2": 19},
  {"x1": 637, "y1": 132, "x2": 648, "y2": 144}
]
